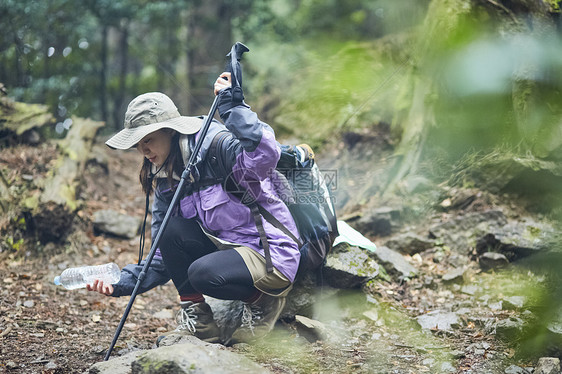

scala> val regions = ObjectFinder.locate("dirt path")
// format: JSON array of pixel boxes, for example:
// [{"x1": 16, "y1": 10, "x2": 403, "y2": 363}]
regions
[{"x1": 0, "y1": 147, "x2": 180, "y2": 373}]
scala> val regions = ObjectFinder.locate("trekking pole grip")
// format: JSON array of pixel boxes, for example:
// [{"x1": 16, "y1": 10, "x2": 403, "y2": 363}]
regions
[{"x1": 226, "y1": 42, "x2": 249, "y2": 103}]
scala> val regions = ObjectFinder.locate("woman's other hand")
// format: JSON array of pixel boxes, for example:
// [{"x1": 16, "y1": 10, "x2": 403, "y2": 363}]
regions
[
  {"x1": 214, "y1": 72, "x2": 231, "y2": 96},
  {"x1": 86, "y1": 279, "x2": 114, "y2": 296}
]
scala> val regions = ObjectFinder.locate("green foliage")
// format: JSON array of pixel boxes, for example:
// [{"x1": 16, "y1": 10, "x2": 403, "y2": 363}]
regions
[
  {"x1": 546, "y1": 0, "x2": 561, "y2": 12},
  {"x1": 246, "y1": 38, "x2": 411, "y2": 147}
]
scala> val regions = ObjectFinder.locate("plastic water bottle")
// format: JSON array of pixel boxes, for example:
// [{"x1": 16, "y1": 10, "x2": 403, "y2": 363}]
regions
[{"x1": 54, "y1": 263, "x2": 121, "y2": 290}]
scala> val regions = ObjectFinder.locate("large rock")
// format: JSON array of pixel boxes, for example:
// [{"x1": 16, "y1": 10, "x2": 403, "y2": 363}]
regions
[
  {"x1": 351, "y1": 206, "x2": 401, "y2": 237},
  {"x1": 323, "y1": 245, "x2": 380, "y2": 288},
  {"x1": 429, "y1": 210, "x2": 508, "y2": 253},
  {"x1": 475, "y1": 218, "x2": 554, "y2": 261},
  {"x1": 89, "y1": 351, "x2": 145, "y2": 374},
  {"x1": 384, "y1": 232, "x2": 435, "y2": 255},
  {"x1": 370, "y1": 246, "x2": 418, "y2": 280},
  {"x1": 89, "y1": 341, "x2": 270, "y2": 374},
  {"x1": 452, "y1": 154, "x2": 562, "y2": 195},
  {"x1": 93, "y1": 209, "x2": 142, "y2": 239}
]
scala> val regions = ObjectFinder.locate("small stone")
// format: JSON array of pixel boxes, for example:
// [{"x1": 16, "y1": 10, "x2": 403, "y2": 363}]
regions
[
  {"x1": 153, "y1": 309, "x2": 174, "y2": 320},
  {"x1": 504, "y1": 365, "x2": 529, "y2": 374},
  {"x1": 442, "y1": 267, "x2": 465, "y2": 283},
  {"x1": 384, "y1": 233, "x2": 435, "y2": 255},
  {"x1": 93, "y1": 209, "x2": 141, "y2": 239},
  {"x1": 422, "y1": 358, "x2": 435, "y2": 366},
  {"x1": 6, "y1": 361, "x2": 17, "y2": 368},
  {"x1": 295, "y1": 315, "x2": 327, "y2": 342},
  {"x1": 474, "y1": 349, "x2": 486, "y2": 356},
  {"x1": 502, "y1": 296, "x2": 525, "y2": 310},
  {"x1": 534, "y1": 357, "x2": 560, "y2": 374},
  {"x1": 93, "y1": 345, "x2": 105, "y2": 354},
  {"x1": 45, "y1": 361, "x2": 57, "y2": 370},
  {"x1": 489, "y1": 301, "x2": 503, "y2": 310},
  {"x1": 450, "y1": 350, "x2": 465, "y2": 359},
  {"x1": 440, "y1": 362, "x2": 456, "y2": 373},
  {"x1": 23, "y1": 300, "x2": 35, "y2": 308},
  {"x1": 496, "y1": 317, "x2": 524, "y2": 340},
  {"x1": 416, "y1": 311, "x2": 459, "y2": 331},
  {"x1": 479, "y1": 252, "x2": 509, "y2": 271},
  {"x1": 461, "y1": 284, "x2": 479, "y2": 295}
]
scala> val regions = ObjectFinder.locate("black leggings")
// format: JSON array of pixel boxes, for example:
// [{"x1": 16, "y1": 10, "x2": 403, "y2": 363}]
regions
[{"x1": 158, "y1": 216, "x2": 257, "y2": 301}]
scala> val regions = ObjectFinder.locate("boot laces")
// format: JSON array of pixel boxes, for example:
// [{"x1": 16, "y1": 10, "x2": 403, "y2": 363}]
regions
[
  {"x1": 176, "y1": 303, "x2": 198, "y2": 334},
  {"x1": 241, "y1": 303, "x2": 262, "y2": 336}
]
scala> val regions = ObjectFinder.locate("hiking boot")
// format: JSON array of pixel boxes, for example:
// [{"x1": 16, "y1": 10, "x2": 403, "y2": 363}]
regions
[
  {"x1": 230, "y1": 295, "x2": 286, "y2": 344},
  {"x1": 157, "y1": 301, "x2": 221, "y2": 345}
]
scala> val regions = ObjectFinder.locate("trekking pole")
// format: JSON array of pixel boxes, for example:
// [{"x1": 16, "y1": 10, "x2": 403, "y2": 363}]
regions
[{"x1": 104, "y1": 42, "x2": 249, "y2": 361}]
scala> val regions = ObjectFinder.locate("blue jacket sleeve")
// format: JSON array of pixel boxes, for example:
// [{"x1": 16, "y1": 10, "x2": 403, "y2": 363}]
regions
[
  {"x1": 111, "y1": 257, "x2": 170, "y2": 297},
  {"x1": 151, "y1": 179, "x2": 175, "y2": 243}
]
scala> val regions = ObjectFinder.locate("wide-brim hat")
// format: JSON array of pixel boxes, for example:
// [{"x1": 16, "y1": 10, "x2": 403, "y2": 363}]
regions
[{"x1": 106, "y1": 92, "x2": 202, "y2": 150}]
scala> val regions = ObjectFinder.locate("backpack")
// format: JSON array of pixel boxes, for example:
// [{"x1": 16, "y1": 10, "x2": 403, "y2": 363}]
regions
[{"x1": 207, "y1": 131, "x2": 338, "y2": 274}]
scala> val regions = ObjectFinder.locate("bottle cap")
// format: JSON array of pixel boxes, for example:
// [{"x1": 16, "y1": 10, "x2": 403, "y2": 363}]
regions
[{"x1": 54, "y1": 276, "x2": 61, "y2": 286}]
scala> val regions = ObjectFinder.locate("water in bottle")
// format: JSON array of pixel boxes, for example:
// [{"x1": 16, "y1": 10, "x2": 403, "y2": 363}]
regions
[{"x1": 54, "y1": 263, "x2": 121, "y2": 290}]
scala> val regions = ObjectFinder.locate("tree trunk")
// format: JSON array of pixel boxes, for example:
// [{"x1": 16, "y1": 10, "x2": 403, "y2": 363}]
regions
[
  {"x1": 13, "y1": 34, "x2": 24, "y2": 87},
  {"x1": 382, "y1": 0, "x2": 559, "y2": 196},
  {"x1": 382, "y1": 0, "x2": 473, "y2": 196},
  {"x1": 0, "y1": 99, "x2": 102, "y2": 243},
  {"x1": 36, "y1": 117, "x2": 104, "y2": 242},
  {"x1": 510, "y1": 1, "x2": 557, "y2": 156},
  {"x1": 185, "y1": 1, "x2": 232, "y2": 115},
  {"x1": 100, "y1": 25, "x2": 109, "y2": 125},
  {"x1": 113, "y1": 22, "x2": 129, "y2": 132}
]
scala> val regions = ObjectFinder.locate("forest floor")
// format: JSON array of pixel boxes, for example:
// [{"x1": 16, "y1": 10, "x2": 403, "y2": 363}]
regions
[{"x1": 0, "y1": 137, "x2": 551, "y2": 374}]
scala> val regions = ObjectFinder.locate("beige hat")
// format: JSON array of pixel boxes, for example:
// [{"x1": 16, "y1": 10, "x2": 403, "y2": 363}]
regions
[{"x1": 106, "y1": 92, "x2": 202, "y2": 150}]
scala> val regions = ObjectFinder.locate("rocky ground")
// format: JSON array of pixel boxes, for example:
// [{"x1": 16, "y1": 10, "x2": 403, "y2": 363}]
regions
[{"x1": 1, "y1": 127, "x2": 562, "y2": 373}]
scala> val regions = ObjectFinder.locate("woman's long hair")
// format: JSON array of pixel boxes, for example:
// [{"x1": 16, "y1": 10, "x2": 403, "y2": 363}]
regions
[{"x1": 138, "y1": 131, "x2": 184, "y2": 194}]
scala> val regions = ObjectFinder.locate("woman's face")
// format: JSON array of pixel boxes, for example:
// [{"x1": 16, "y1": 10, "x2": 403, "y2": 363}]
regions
[{"x1": 136, "y1": 129, "x2": 174, "y2": 167}]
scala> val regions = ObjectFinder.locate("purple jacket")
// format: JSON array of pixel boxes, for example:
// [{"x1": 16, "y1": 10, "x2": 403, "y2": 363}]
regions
[{"x1": 112, "y1": 89, "x2": 300, "y2": 297}]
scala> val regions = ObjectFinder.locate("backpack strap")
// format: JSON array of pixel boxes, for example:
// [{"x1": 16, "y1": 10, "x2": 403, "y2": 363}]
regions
[
  {"x1": 256, "y1": 204, "x2": 302, "y2": 247},
  {"x1": 208, "y1": 130, "x2": 231, "y2": 177},
  {"x1": 180, "y1": 130, "x2": 231, "y2": 198},
  {"x1": 248, "y1": 203, "x2": 274, "y2": 273},
  {"x1": 240, "y1": 198, "x2": 302, "y2": 274}
]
